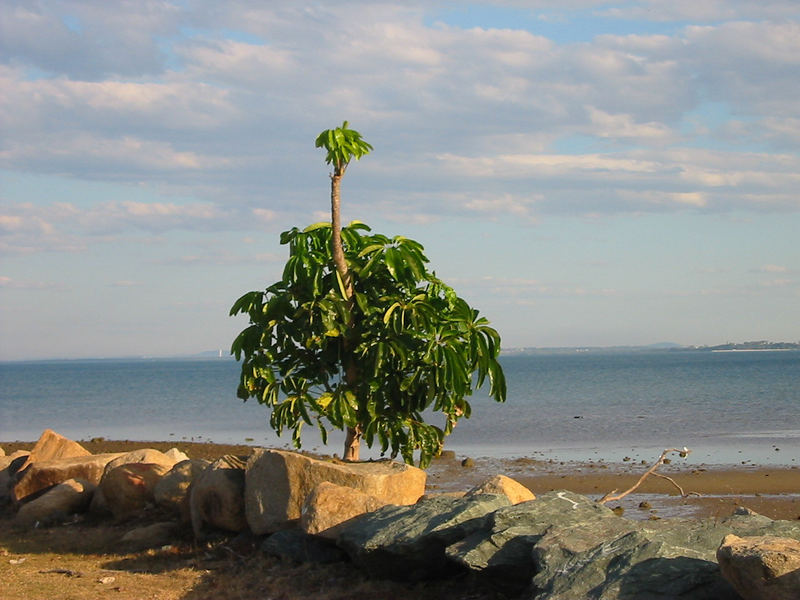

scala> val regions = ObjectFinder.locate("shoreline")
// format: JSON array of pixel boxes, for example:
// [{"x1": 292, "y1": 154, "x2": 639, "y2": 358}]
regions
[{"x1": 4, "y1": 438, "x2": 799, "y2": 521}]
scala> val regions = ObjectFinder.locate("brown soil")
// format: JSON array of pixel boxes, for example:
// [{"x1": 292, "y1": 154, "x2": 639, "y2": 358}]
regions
[
  {"x1": 3, "y1": 439, "x2": 799, "y2": 599},
  {"x1": 0, "y1": 515, "x2": 505, "y2": 600}
]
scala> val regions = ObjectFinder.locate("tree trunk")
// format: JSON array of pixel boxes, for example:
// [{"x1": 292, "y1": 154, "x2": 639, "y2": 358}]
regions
[
  {"x1": 330, "y1": 173, "x2": 354, "y2": 299},
  {"x1": 331, "y1": 171, "x2": 361, "y2": 461},
  {"x1": 343, "y1": 425, "x2": 361, "y2": 462}
]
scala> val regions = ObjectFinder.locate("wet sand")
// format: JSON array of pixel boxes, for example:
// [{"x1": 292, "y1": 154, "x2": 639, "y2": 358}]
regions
[
  {"x1": 427, "y1": 453, "x2": 800, "y2": 521},
  {"x1": 4, "y1": 439, "x2": 799, "y2": 521}
]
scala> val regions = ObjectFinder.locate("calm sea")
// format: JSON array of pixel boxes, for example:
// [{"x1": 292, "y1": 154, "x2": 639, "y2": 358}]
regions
[{"x1": 1, "y1": 350, "x2": 798, "y2": 466}]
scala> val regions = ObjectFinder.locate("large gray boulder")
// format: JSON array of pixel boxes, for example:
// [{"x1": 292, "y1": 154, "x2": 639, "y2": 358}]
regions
[
  {"x1": 245, "y1": 449, "x2": 426, "y2": 535},
  {"x1": 15, "y1": 478, "x2": 96, "y2": 526},
  {"x1": 533, "y1": 527, "x2": 735, "y2": 599},
  {"x1": 336, "y1": 493, "x2": 510, "y2": 580},
  {"x1": 447, "y1": 490, "x2": 621, "y2": 590},
  {"x1": 717, "y1": 534, "x2": 800, "y2": 600},
  {"x1": 190, "y1": 455, "x2": 248, "y2": 538},
  {"x1": 531, "y1": 505, "x2": 800, "y2": 600}
]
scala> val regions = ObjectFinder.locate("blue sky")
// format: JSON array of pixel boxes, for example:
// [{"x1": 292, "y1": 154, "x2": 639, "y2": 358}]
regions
[{"x1": 1, "y1": 1, "x2": 799, "y2": 360}]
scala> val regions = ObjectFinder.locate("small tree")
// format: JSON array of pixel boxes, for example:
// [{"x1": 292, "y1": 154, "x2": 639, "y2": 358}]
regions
[
  {"x1": 315, "y1": 121, "x2": 373, "y2": 459},
  {"x1": 230, "y1": 124, "x2": 506, "y2": 467}
]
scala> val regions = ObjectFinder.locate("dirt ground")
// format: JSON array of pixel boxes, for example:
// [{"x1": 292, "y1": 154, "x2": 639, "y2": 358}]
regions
[{"x1": 0, "y1": 513, "x2": 505, "y2": 600}]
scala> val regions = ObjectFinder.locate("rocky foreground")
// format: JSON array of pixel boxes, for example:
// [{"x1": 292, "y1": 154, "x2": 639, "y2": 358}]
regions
[{"x1": 2, "y1": 430, "x2": 799, "y2": 600}]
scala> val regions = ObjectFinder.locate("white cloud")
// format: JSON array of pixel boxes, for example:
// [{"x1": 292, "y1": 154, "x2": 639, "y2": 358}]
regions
[
  {"x1": 252, "y1": 208, "x2": 277, "y2": 223},
  {"x1": 758, "y1": 265, "x2": 788, "y2": 273},
  {"x1": 0, "y1": 199, "x2": 282, "y2": 254},
  {"x1": 0, "y1": 275, "x2": 64, "y2": 290},
  {"x1": 0, "y1": 0, "x2": 180, "y2": 78},
  {"x1": 0, "y1": 1, "x2": 798, "y2": 358},
  {"x1": 0, "y1": 2, "x2": 797, "y2": 240},
  {"x1": 599, "y1": 0, "x2": 800, "y2": 22},
  {"x1": 585, "y1": 106, "x2": 673, "y2": 141}
]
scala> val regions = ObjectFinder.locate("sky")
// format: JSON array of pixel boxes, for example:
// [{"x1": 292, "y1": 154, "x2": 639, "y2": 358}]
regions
[{"x1": 1, "y1": 1, "x2": 799, "y2": 360}]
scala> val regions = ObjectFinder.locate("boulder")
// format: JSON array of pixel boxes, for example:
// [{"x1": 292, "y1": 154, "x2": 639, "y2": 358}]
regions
[
  {"x1": 100, "y1": 462, "x2": 171, "y2": 519},
  {"x1": 0, "y1": 445, "x2": 4, "y2": 456},
  {"x1": 300, "y1": 481, "x2": 387, "y2": 539},
  {"x1": 89, "y1": 486, "x2": 110, "y2": 516},
  {"x1": 120, "y1": 522, "x2": 179, "y2": 550},
  {"x1": 447, "y1": 490, "x2": 620, "y2": 589},
  {"x1": 1, "y1": 450, "x2": 31, "y2": 474},
  {"x1": 465, "y1": 475, "x2": 535, "y2": 505},
  {"x1": 12, "y1": 452, "x2": 124, "y2": 503},
  {"x1": 530, "y1": 504, "x2": 800, "y2": 600},
  {"x1": 1, "y1": 451, "x2": 31, "y2": 505},
  {"x1": 262, "y1": 529, "x2": 347, "y2": 564},
  {"x1": 534, "y1": 528, "x2": 736, "y2": 600},
  {"x1": 717, "y1": 534, "x2": 800, "y2": 600},
  {"x1": 190, "y1": 455, "x2": 248, "y2": 538},
  {"x1": 154, "y1": 459, "x2": 210, "y2": 521},
  {"x1": 245, "y1": 449, "x2": 426, "y2": 534},
  {"x1": 164, "y1": 448, "x2": 190, "y2": 463},
  {"x1": 103, "y1": 448, "x2": 186, "y2": 475},
  {"x1": 17, "y1": 429, "x2": 90, "y2": 471},
  {"x1": 336, "y1": 493, "x2": 510, "y2": 580},
  {"x1": 15, "y1": 478, "x2": 96, "y2": 527}
]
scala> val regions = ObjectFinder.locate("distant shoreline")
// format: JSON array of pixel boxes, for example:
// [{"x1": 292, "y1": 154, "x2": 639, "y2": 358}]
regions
[
  {"x1": 710, "y1": 348, "x2": 798, "y2": 352},
  {"x1": 3, "y1": 341, "x2": 799, "y2": 363}
]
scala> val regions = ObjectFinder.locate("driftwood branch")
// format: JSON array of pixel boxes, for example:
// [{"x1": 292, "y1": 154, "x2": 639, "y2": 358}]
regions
[{"x1": 598, "y1": 447, "x2": 696, "y2": 504}]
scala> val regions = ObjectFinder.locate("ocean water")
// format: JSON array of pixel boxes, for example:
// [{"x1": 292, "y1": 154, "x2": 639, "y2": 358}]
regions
[{"x1": 1, "y1": 350, "x2": 798, "y2": 466}]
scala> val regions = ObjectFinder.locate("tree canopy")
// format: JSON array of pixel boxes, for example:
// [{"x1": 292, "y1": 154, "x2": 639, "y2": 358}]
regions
[
  {"x1": 231, "y1": 222, "x2": 506, "y2": 467},
  {"x1": 231, "y1": 122, "x2": 505, "y2": 467}
]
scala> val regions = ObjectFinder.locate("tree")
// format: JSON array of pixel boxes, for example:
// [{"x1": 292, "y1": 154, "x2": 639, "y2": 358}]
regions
[
  {"x1": 230, "y1": 124, "x2": 506, "y2": 467},
  {"x1": 314, "y1": 121, "x2": 373, "y2": 459}
]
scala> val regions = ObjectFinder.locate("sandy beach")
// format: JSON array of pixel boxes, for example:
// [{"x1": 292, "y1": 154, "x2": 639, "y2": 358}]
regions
[
  {"x1": 4, "y1": 439, "x2": 799, "y2": 521},
  {"x1": 2, "y1": 438, "x2": 799, "y2": 600}
]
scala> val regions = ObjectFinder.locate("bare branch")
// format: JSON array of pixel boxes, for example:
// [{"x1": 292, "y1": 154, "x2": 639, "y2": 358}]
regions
[{"x1": 598, "y1": 447, "x2": 696, "y2": 504}]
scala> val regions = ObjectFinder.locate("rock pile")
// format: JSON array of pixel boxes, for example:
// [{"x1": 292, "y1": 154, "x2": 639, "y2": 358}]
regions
[
  {"x1": 2, "y1": 429, "x2": 799, "y2": 600},
  {"x1": 2, "y1": 431, "x2": 425, "y2": 532}
]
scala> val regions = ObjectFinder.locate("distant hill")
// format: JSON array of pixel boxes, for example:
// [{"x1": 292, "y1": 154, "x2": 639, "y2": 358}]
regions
[
  {"x1": 502, "y1": 341, "x2": 799, "y2": 355},
  {"x1": 690, "y1": 340, "x2": 800, "y2": 352}
]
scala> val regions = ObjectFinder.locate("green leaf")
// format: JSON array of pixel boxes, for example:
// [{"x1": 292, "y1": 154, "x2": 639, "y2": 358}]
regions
[
  {"x1": 357, "y1": 243, "x2": 385, "y2": 258},
  {"x1": 383, "y1": 302, "x2": 401, "y2": 325},
  {"x1": 384, "y1": 246, "x2": 401, "y2": 280},
  {"x1": 303, "y1": 222, "x2": 331, "y2": 233},
  {"x1": 335, "y1": 270, "x2": 348, "y2": 299}
]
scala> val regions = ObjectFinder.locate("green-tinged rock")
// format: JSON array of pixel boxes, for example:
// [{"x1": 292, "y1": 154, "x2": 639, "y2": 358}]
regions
[
  {"x1": 337, "y1": 493, "x2": 510, "y2": 580},
  {"x1": 447, "y1": 490, "x2": 620, "y2": 591},
  {"x1": 532, "y1": 507, "x2": 800, "y2": 600}
]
